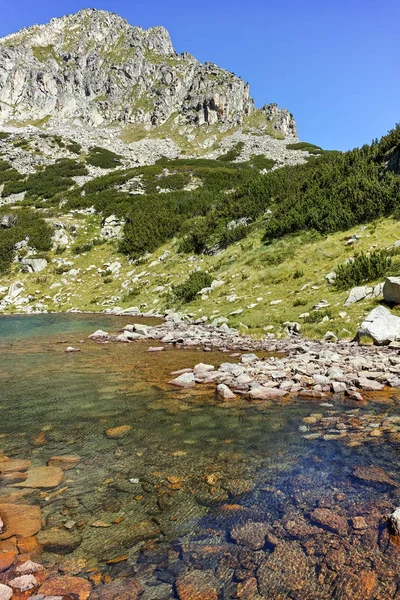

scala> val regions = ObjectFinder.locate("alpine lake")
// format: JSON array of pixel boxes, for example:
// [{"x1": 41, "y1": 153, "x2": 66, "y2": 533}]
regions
[{"x1": 0, "y1": 313, "x2": 400, "y2": 599}]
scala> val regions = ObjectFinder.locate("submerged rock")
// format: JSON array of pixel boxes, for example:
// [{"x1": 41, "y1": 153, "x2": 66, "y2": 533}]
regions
[
  {"x1": 176, "y1": 570, "x2": 219, "y2": 600},
  {"x1": 353, "y1": 465, "x2": 396, "y2": 486},
  {"x1": 216, "y1": 384, "x2": 236, "y2": 401},
  {"x1": 38, "y1": 576, "x2": 92, "y2": 599},
  {"x1": 14, "y1": 466, "x2": 63, "y2": 488},
  {"x1": 0, "y1": 504, "x2": 41, "y2": 539},
  {"x1": 168, "y1": 373, "x2": 196, "y2": 388},
  {"x1": 37, "y1": 529, "x2": 82, "y2": 554},
  {"x1": 105, "y1": 425, "x2": 131, "y2": 438},
  {"x1": 309, "y1": 508, "x2": 348, "y2": 535},
  {"x1": 87, "y1": 578, "x2": 143, "y2": 600}
]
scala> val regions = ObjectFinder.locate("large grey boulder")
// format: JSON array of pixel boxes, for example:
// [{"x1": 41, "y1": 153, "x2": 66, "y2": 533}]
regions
[
  {"x1": 383, "y1": 277, "x2": 400, "y2": 304},
  {"x1": 357, "y1": 305, "x2": 400, "y2": 345},
  {"x1": 21, "y1": 258, "x2": 48, "y2": 273},
  {"x1": 344, "y1": 283, "x2": 383, "y2": 306},
  {"x1": 8, "y1": 281, "x2": 24, "y2": 299}
]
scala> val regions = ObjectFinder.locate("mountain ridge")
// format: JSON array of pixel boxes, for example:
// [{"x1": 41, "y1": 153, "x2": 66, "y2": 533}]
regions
[{"x1": 0, "y1": 8, "x2": 297, "y2": 138}]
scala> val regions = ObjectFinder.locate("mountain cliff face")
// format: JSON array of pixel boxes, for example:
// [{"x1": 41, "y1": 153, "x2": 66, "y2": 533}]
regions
[{"x1": 0, "y1": 9, "x2": 297, "y2": 136}]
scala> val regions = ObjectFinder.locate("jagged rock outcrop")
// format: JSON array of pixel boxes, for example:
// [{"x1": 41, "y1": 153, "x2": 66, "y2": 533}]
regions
[{"x1": 0, "y1": 9, "x2": 296, "y2": 135}]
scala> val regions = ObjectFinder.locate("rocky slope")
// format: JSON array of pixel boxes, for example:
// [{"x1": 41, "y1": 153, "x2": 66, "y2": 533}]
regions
[{"x1": 0, "y1": 8, "x2": 296, "y2": 137}]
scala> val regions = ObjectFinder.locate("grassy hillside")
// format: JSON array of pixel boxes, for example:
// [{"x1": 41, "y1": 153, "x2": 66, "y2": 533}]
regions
[{"x1": 1, "y1": 124, "x2": 400, "y2": 340}]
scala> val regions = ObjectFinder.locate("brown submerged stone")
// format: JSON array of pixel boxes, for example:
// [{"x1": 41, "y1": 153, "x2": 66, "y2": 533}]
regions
[
  {"x1": 0, "y1": 472, "x2": 27, "y2": 484},
  {"x1": 14, "y1": 466, "x2": 63, "y2": 489},
  {"x1": 0, "y1": 539, "x2": 17, "y2": 572},
  {"x1": 48, "y1": 455, "x2": 81, "y2": 470},
  {"x1": 37, "y1": 529, "x2": 82, "y2": 554},
  {"x1": 39, "y1": 575, "x2": 92, "y2": 600},
  {"x1": 257, "y1": 540, "x2": 313, "y2": 597},
  {"x1": 176, "y1": 570, "x2": 219, "y2": 600},
  {"x1": 0, "y1": 504, "x2": 41, "y2": 540},
  {"x1": 335, "y1": 568, "x2": 378, "y2": 599},
  {"x1": 0, "y1": 459, "x2": 31, "y2": 474},
  {"x1": 88, "y1": 578, "x2": 143, "y2": 600},
  {"x1": 231, "y1": 521, "x2": 270, "y2": 550},
  {"x1": 105, "y1": 425, "x2": 131, "y2": 438},
  {"x1": 309, "y1": 508, "x2": 348, "y2": 536},
  {"x1": 16, "y1": 536, "x2": 41, "y2": 556},
  {"x1": 353, "y1": 465, "x2": 396, "y2": 486}
]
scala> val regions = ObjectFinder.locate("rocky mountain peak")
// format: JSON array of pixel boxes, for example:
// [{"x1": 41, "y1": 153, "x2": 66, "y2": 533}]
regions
[{"x1": 0, "y1": 9, "x2": 297, "y2": 138}]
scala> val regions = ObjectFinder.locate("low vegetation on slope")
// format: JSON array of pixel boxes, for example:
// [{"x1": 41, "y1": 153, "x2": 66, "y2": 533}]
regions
[{"x1": 2, "y1": 125, "x2": 400, "y2": 340}]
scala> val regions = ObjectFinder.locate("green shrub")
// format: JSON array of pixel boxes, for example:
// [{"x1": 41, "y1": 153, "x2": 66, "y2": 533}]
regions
[
  {"x1": 293, "y1": 269, "x2": 304, "y2": 279},
  {"x1": 72, "y1": 242, "x2": 93, "y2": 255},
  {"x1": 173, "y1": 271, "x2": 213, "y2": 303},
  {"x1": 86, "y1": 146, "x2": 122, "y2": 169},
  {"x1": 54, "y1": 265, "x2": 69, "y2": 275},
  {"x1": 122, "y1": 288, "x2": 140, "y2": 302},
  {"x1": 218, "y1": 142, "x2": 245, "y2": 162},
  {"x1": 334, "y1": 250, "x2": 392, "y2": 290},
  {"x1": 2, "y1": 158, "x2": 87, "y2": 200},
  {"x1": 286, "y1": 141, "x2": 323, "y2": 154},
  {"x1": 67, "y1": 142, "x2": 82, "y2": 155},
  {"x1": 303, "y1": 309, "x2": 332, "y2": 323},
  {"x1": 293, "y1": 298, "x2": 307, "y2": 306},
  {"x1": 248, "y1": 155, "x2": 277, "y2": 170},
  {"x1": 0, "y1": 209, "x2": 52, "y2": 274}
]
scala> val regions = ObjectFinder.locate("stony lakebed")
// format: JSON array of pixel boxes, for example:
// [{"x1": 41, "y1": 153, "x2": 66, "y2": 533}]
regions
[{"x1": 0, "y1": 312, "x2": 400, "y2": 599}]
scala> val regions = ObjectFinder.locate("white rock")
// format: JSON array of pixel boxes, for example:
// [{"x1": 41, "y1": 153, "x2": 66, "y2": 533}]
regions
[
  {"x1": 9, "y1": 575, "x2": 37, "y2": 591},
  {"x1": 388, "y1": 507, "x2": 400, "y2": 536},
  {"x1": 217, "y1": 384, "x2": 236, "y2": 401},
  {"x1": 88, "y1": 329, "x2": 109, "y2": 340},
  {"x1": 358, "y1": 306, "x2": 400, "y2": 345},
  {"x1": 168, "y1": 373, "x2": 196, "y2": 388},
  {"x1": 0, "y1": 584, "x2": 13, "y2": 600},
  {"x1": 8, "y1": 281, "x2": 24, "y2": 299}
]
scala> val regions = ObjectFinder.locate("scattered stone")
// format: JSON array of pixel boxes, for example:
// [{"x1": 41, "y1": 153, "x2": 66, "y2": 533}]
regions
[
  {"x1": 231, "y1": 521, "x2": 269, "y2": 550},
  {"x1": 353, "y1": 465, "x2": 396, "y2": 486},
  {"x1": 176, "y1": 570, "x2": 219, "y2": 600},
  {"x1": 0, "y1": 458, "x2": 31, "y2": 473},
  {"x1": 37, "y1": 529, "x2": 82, "y2": 554},
  {"x1": 0, "y1": 504, "x2": 41, "y2": 539},
  {"x1": 168, "y1": 373, "x2": 196, "y2": 388},
  {"x1": 357, "y1": 377, "x2": 384, "y2": 391},
  {"x1": 9, "y1": 574, "x2": 37, "y2": 591},
  {"x1": 351, "y1": 516, "x2": 368, "y2": 530},
  {"x1": 38, "y1": 576, "x2": 92, "y2": 600},
  {"x1": 388, "y1": 507, "x2": 400, "y2": 536},
  {"x1": 357, "y1": 305, "x2": 400, "y2": 345},
  {"x1": 105, "y1": 425, "x2": 131, "y2": 438},
  {"x1": 216, "y1": 384, "x2": 236, "y2": 401},
  {"x1": 15, "y1": 466, "x2": 63, "y2": 489},
  {"x1": 0, "y1": 585, "x2": 12, "y2": 600},
  {"x1": 383, "y1": 276, "x2": 400, "y2": 304},
  {"x1": 88, "y1": 330, "x2": 109, "y2": 340},
  {"x1": 48, "y1": 455, "x2": 81, "y2": 470},
  {"x1": 65, "y1": 346, "x2": 81, "y2": 353},
  {"x1": 87, "y1": 578, "x2": 143, "y2": 600},
  {"x1": 248, "y1": 388, "x2": 288, "y2": 401},
  {"x1": 309, "y1": 508, "x2": 348, "y2": 535}
]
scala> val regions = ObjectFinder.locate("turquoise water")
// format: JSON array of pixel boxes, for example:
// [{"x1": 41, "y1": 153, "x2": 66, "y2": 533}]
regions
[{"x1": 0, "y1": 314, "x2": 399, "y2": 598}]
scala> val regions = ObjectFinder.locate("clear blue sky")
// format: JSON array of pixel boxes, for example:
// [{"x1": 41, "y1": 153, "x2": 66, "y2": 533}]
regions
[{"x1": 0, "y1": 0, "x2": 399, "y2": 150}]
